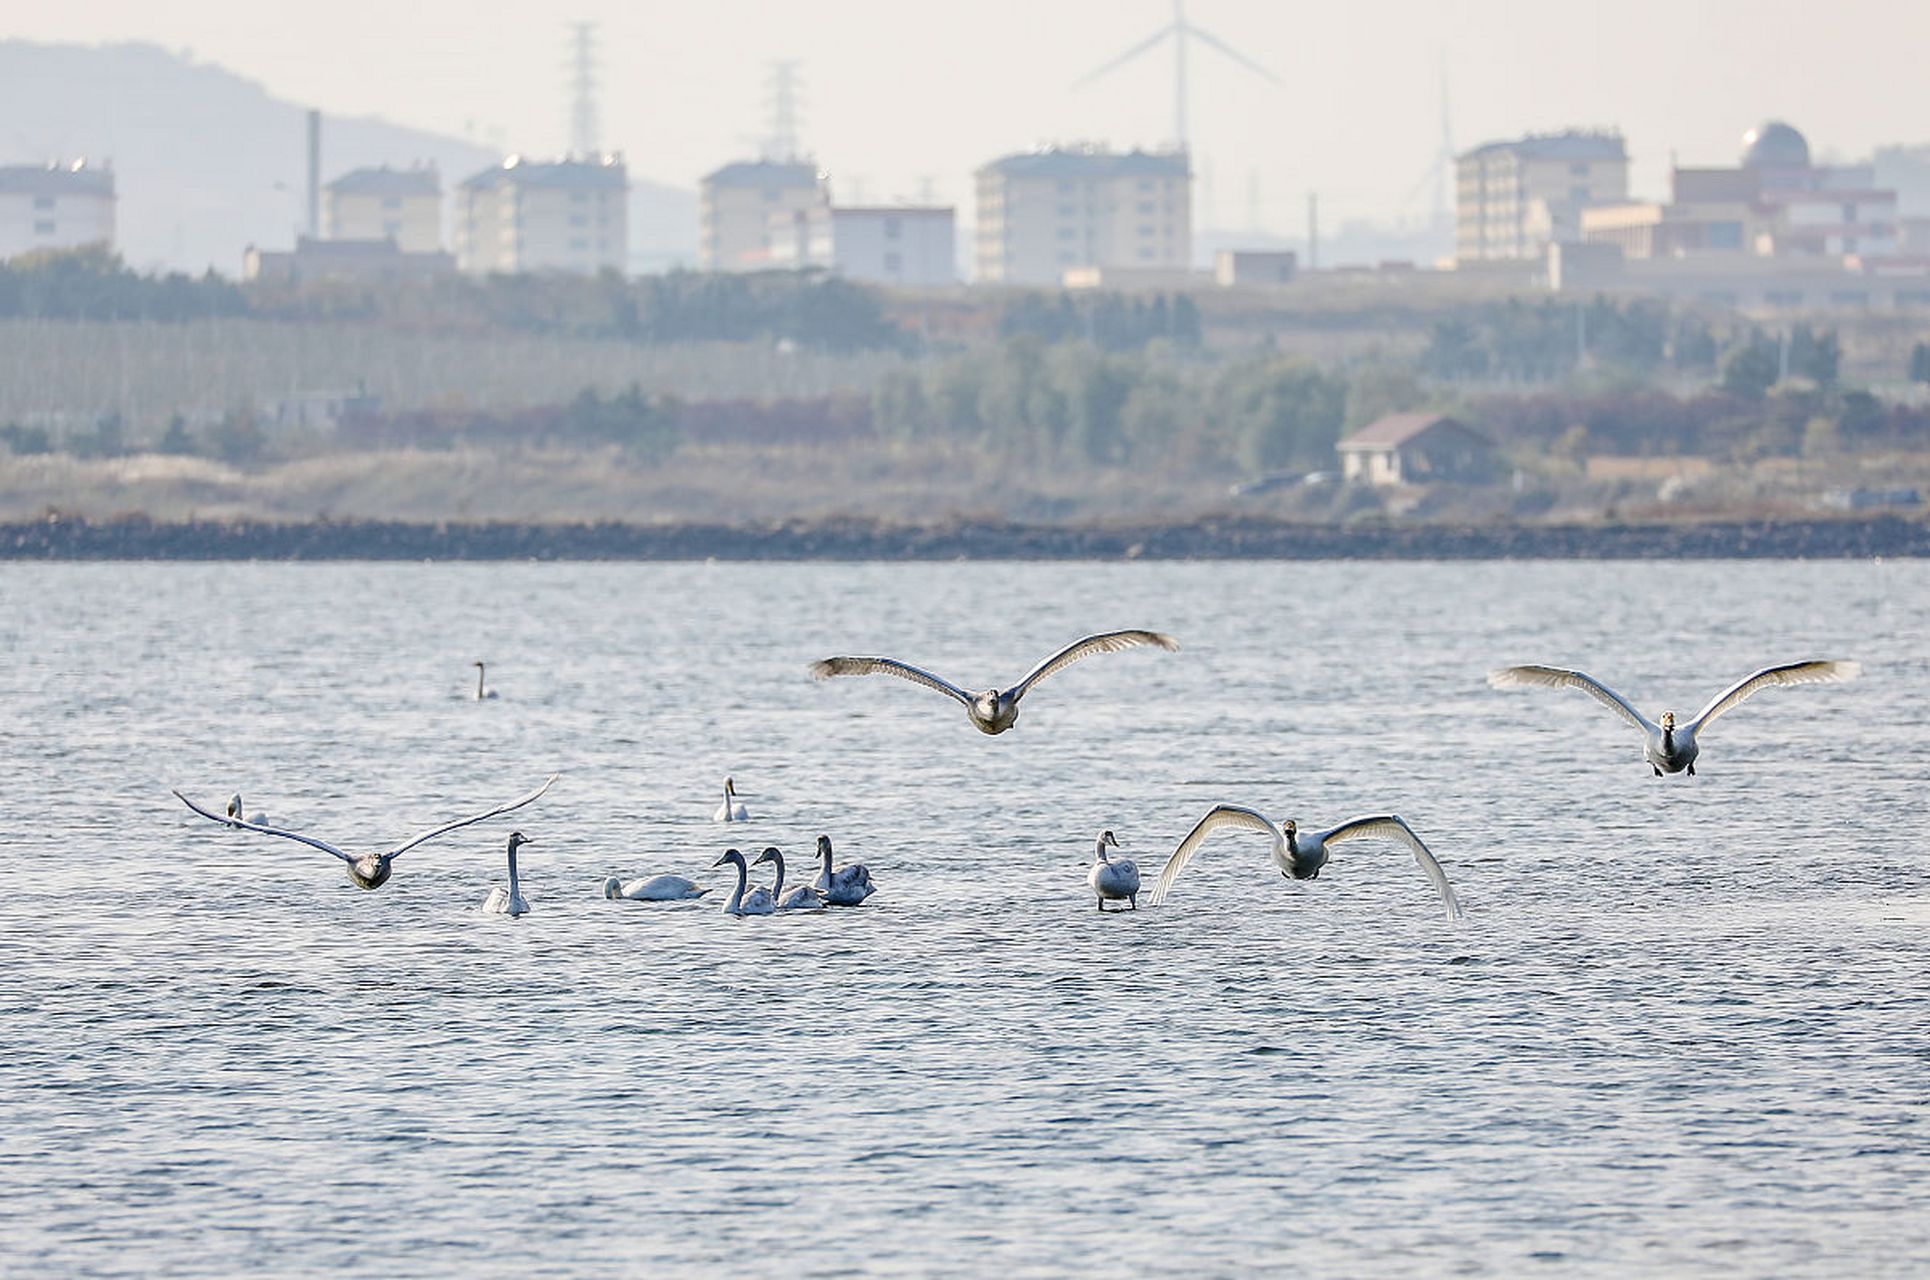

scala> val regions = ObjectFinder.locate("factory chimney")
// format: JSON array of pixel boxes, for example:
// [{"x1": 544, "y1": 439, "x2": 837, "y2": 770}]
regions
[{"x1": 306, "y1": 109, "x2": 321, "y2": 238}]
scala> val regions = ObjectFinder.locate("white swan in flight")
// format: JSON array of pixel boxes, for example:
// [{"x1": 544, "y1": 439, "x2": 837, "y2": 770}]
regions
[
  {"x1": 711, "y1": 777, "x2": 749, "y2": 822},
  {"x1": 1087, "y1": 829, "x2": 1140, "y2": 911},
  {"x1": 714, "y1": 849, "x2": 776, "y2": 916},
  {"x1": 1150, "y1": 806, "x2": 1463, "y2": 919},
  {"x1": 809, "y1": 629, "x2": 1179, "y2": 735},
  {"x1": 225, "y1": 795, "x2": 278, "y2": 829},
  {"x1": 482, "y1": 832, "x2": 534, "y2": 916},
  {"x1": 1488, "y1": 660, "x2": 1860, "y2": 776},
  {"x1": 603, "y1": 874, "x2": 708, "y2": 901},
  {"x1": 755, "y1": 846, "x2": 826, "y2": 912},
  {"x1": 812, "y1": 835, "x2": 873, "y2": 906},
  {"x1": 172, "y1": 774, "x2": 559, "y2": 890},
  {"x1": 472, "y1": 660, "x2": 499, "y2": 701}
]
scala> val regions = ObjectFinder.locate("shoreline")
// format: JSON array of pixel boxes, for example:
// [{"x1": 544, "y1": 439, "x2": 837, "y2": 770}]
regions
[{"x1": 3, "y1": 513, "x2": 1926, "y2": 561}]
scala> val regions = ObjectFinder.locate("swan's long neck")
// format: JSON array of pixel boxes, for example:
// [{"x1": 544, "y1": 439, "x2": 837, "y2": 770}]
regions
[
  {"x1": 1663, "y1": 724, "x2": 1677, "y2": 751},
  {"x1": 1094, "y1": 835, "x2": 1111, "y2": 864},
  {"x1": 506, "y1": 844, "x2": 521, "y2": 898},
  {"x1": 769, "y1": 852, "x2": 785, "y2": 899},
  {"x1": 475, "y1": 665, "x2": 485, "y2": 699},
  {"x1": 727, "y1": 858, "x2": 746, "y2": 912},
  {"x1": 819, "y1": 843, "x2": 834, "y2": 875}
]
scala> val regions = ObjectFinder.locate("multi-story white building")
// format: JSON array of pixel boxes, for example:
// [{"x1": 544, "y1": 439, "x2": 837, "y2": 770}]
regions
[
  {"x1": 1455, "y1": 132, "x2": 1628, "y2": 264},
  {"x1": 699, "y1": 160, "x2": 826, "y2": 271},
  {"x1": 325, "y1": 166, "x2": 442, "y2": 253},
  {"x1": 767, "y1": 205, "x2": 956, "y2": 286},
  {"x1": 456, "y1": 155, "x2": 628, "y2": 276},
  {"x1": 0, "y1": 161, "x2": 115, "y2": 261},
  {"x1": 973, "y1": 146, "x2": 1191, "y2": 286}
]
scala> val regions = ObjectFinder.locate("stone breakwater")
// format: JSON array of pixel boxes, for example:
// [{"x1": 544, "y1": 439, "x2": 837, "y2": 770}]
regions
[{"x1": 3, "y1": 513, "x2": 1927, "y2": 560}]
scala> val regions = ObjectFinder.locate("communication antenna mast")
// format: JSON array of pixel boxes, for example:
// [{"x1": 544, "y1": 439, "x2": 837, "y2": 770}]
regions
[
  {"x1": 568, "y1": 22, "x2": 600, "y2": 157},
  {"x1": 763, "y1": 60, "x2": 805, "y2": 162}
]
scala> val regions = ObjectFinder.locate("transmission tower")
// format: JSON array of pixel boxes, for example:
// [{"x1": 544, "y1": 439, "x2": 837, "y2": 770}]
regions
[
  {"x1": 762, "y1": 60, "x2": 805, "y2": 162},
  {"x1": 568, "y1": 22, "x2": 600, "y2": 157}
]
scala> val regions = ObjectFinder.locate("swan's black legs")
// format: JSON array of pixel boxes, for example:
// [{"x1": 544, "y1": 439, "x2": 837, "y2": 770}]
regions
[
  {"x1": 1688, "y1": 763, "x2": 1696, "y2": 776},
  {"x1": 1652, "y1": 764, "x2": 1662, "y2": 777}
]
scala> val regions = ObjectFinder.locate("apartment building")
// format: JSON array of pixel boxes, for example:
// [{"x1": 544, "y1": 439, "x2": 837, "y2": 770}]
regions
[
  {"x1": 1455, "y1": 132, "x2": 1628, "y2": 264},
  {"x1": 457, "y1": 155, "x2": 628, "y2": 275},
  {"x1": 699, "y1": 160, "x2": 825, "y2": 271},
  {"x1": 767, "y1": 204, "x2": 956, "y2": 286},
  {"x1": 324, "y1": 166, "x2": 442, "y2": 252},
  {"x1": 0, "y1": 161, "x2": 115, "y2": 260},
  {"x1": 974, "y1": 146, "x2": 1191, "y2": 286}
]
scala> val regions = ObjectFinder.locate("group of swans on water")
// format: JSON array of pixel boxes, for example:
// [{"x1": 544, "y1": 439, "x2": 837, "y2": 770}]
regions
[{"x1": 173, "y1": 630, "x2": 1859, "y2": 922}]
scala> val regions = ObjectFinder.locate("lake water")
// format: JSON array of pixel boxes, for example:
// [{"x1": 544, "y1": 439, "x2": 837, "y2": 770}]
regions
[{"x1": 2, "y1": 560, "x2": 1926, "y2": 1276}]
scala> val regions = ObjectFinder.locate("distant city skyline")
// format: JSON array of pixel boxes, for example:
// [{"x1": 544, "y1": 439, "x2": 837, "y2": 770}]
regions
[{"x1": 11, "y1": 0, "x2": 1930, "y2": 235}]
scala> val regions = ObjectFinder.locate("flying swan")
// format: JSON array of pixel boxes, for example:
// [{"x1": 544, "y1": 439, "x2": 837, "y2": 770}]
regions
[
  {"x1": 172, "y1": 774, "x2": 559, "y2": 890},
  {"x1": 1487, "y1": 660, "x2": 1860, "y2": 776},
  {"x1": 1149, "y1": 805, "x2": 1463, "y2": 919},
  {"x1": 482, "y1": 832, "x2": 535, "y2": 916},
  {"x1": 809, "y1": 629, "x2": 1179, "y2": 734},
  {"x1": 1087, "y1": 829, "x2": 1140, "y2": 911}
]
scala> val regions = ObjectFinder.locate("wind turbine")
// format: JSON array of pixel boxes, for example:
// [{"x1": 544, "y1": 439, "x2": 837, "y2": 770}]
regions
[{"x1": 1072, "y1": 1, "x2": 1279, "y2": 152}]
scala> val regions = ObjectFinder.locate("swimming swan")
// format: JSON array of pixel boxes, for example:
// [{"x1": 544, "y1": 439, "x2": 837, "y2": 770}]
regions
[
  {"x1": 812, "y1": 835, "x2": 874, "y2": 906},
  {"x1": 172, "y1": 774, "x2": 559, "y2": 890},
  {"x1": 1087, "y1": 829, "x2": 1140, "y2": 911},
  {"x1": 603, "y1": 874, "x2": 709, "y2": 901},
  {"x1": 1488, "y1": 660, "x2": 1860, "y2": 776},
  {"x1": 714, "y1": 849, "x2": 776, "y2": 916},
  {"x1": 472, "y1": 661, "x2": 500, "y2": 700},
  {"x1": 810, "y1": 629, "x2": 1178, "y2": 735},
  {"x1": 754, "y1": 846, "x2": 826, "y2": 911},
  {"x1": 225, "y1": 795, "x2": 278, "y2": 829},
  {"x1": 482, "y1": 832, "x2": 534, "y2": 916},
  {"x1": 1149, "y1": 806, "x2": 1463, "y2": 919},
  {"x1": 712, "y1": 777, "x2": 749, "y2": 822}
]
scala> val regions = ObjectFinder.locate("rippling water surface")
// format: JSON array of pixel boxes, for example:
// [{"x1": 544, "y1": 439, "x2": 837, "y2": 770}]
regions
[{"x1": 2, "y1": 560, "x2": 1927, "y2": 1276}]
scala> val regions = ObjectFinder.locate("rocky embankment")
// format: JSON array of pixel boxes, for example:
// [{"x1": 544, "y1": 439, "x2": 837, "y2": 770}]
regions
[{"x1": 3, "y1": 513, "x2": 1927, "y2": 560}]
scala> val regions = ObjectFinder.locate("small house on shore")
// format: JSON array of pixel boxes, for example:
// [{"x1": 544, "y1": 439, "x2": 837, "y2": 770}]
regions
[{"x1": 1337, "y1": 413, "x2": 1499, "y2": 486}]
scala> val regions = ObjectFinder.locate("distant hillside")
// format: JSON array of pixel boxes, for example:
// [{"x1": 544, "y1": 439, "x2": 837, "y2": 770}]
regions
[{"x1": 0, "y1": 40, "x2": 697, "y2": 275}]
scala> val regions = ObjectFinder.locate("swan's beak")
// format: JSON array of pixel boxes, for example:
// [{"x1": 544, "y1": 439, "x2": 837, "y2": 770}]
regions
[{"x1": 712, "y1": 854, "x2": 731, "y2": 867}]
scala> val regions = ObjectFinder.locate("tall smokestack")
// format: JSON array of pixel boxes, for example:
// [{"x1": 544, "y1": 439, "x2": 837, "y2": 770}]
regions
[{"x1": 306, "y1": 109, "x2": 321, "y2": 239}]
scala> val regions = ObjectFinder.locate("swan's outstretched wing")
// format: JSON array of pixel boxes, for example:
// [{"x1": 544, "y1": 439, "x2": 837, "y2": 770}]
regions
[
  {"x1": 172, "y1": 789, "x2": 354, "y2": 864},
  {"x1": 1010, "y1": 630, "x2": 1179, "y2": 702},
  {"x1": 1487, "y1": 664, "x2": 1657, "y2": 734},
  {"x1": 386, "y1": 773, "x2": 559, "y2": 860},
  {"x1": 1688, "y1": 660, "x2": 1861, "y2": 732},
  {"x1": 1149, "y1": 804, "x2": 1278, "y2": 906},
  {"x1": 809, "y1": 656, "x2": 973, "y2": 707},
  {"x1": 1317, "y1": 815, "x2": 1463, "y2": 920}
]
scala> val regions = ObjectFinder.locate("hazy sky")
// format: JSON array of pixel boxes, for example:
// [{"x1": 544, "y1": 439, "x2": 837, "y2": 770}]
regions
[{"x1": 16, "y1": 0, "x2": 1930, "y2": 231}]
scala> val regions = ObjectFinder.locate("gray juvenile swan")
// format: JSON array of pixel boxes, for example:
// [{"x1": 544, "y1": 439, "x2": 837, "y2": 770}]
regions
[
  {"x1": 604, "y1": 873, "x2": 708, "y2": 901},
  {"x1": 1150, "y1": 805, "x2": 1463, "y2": 920},
  {"x1": 813, "y1": 835, "x2": 873, "y2": 906},
  {"x1": 1488, "y1": 660, "x2": 1860, "y2": 776},
  {"x1": 714, "y1": 849, "x2": 776, "y2": 916},
  {"x1": 754, "y1": 846, "x2": 825, "y2": 912},
  {"x1": 809, "y1": 629, "x2": 1179, "y2": 735},
  {"x1": 172, "y1": 774, "x2": 558, "y2": 890},
  {"x1": 482, "y1": 832, "x2": 535, "y2": 916},
  {"x1": 472, "y1": 661, "x2": 500, "y2": 701},
  {"x1": 1087, "y1": 829, "x2": 1140, "y2": 911}
]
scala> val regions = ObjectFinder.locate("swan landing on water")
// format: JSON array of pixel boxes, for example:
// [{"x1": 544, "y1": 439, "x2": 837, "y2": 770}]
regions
[
  {"x1": 1150, "y1": 805, "x2": 1463, "y2": 920},
  {"x1": 809, "y1": 629, "x2": 1179, "y2": 735},
  {"x1": 172, "y1": 774, "x2": 559, "y2": 890},
  {"x1": 1087, "y1": 829, "x2": 1140, "y2": 911},
  {"x1": 1488, "y1": 660, "x2": 1860, "y2": 776},
  {"x1": 482, "y1": 832, "x2": 535, "y2": 916}
]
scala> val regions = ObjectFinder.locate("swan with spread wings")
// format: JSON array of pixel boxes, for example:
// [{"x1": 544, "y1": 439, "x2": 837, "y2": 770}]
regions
[
  {"x1": 172, "y1": 774, "x2": 559, "y2": 890},
  {"x1": 1487, "y1": 660, "x2": 1859, "y2": 776},
  {"x1": 1150, "y1": 805, "x2": 1463, "y2": 919},
  {"x1": 809, "y1": 630, "x2": 1178, "y2": 735}
]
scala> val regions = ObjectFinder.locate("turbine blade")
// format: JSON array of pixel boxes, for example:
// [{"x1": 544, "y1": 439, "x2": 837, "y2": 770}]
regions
[
  {"x1": 1073, "y1": 25, "x2": 1176, "y2": 89},
  {"x1": 1186, "y1": 24, "x2": 1281, "y2": 83}
]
